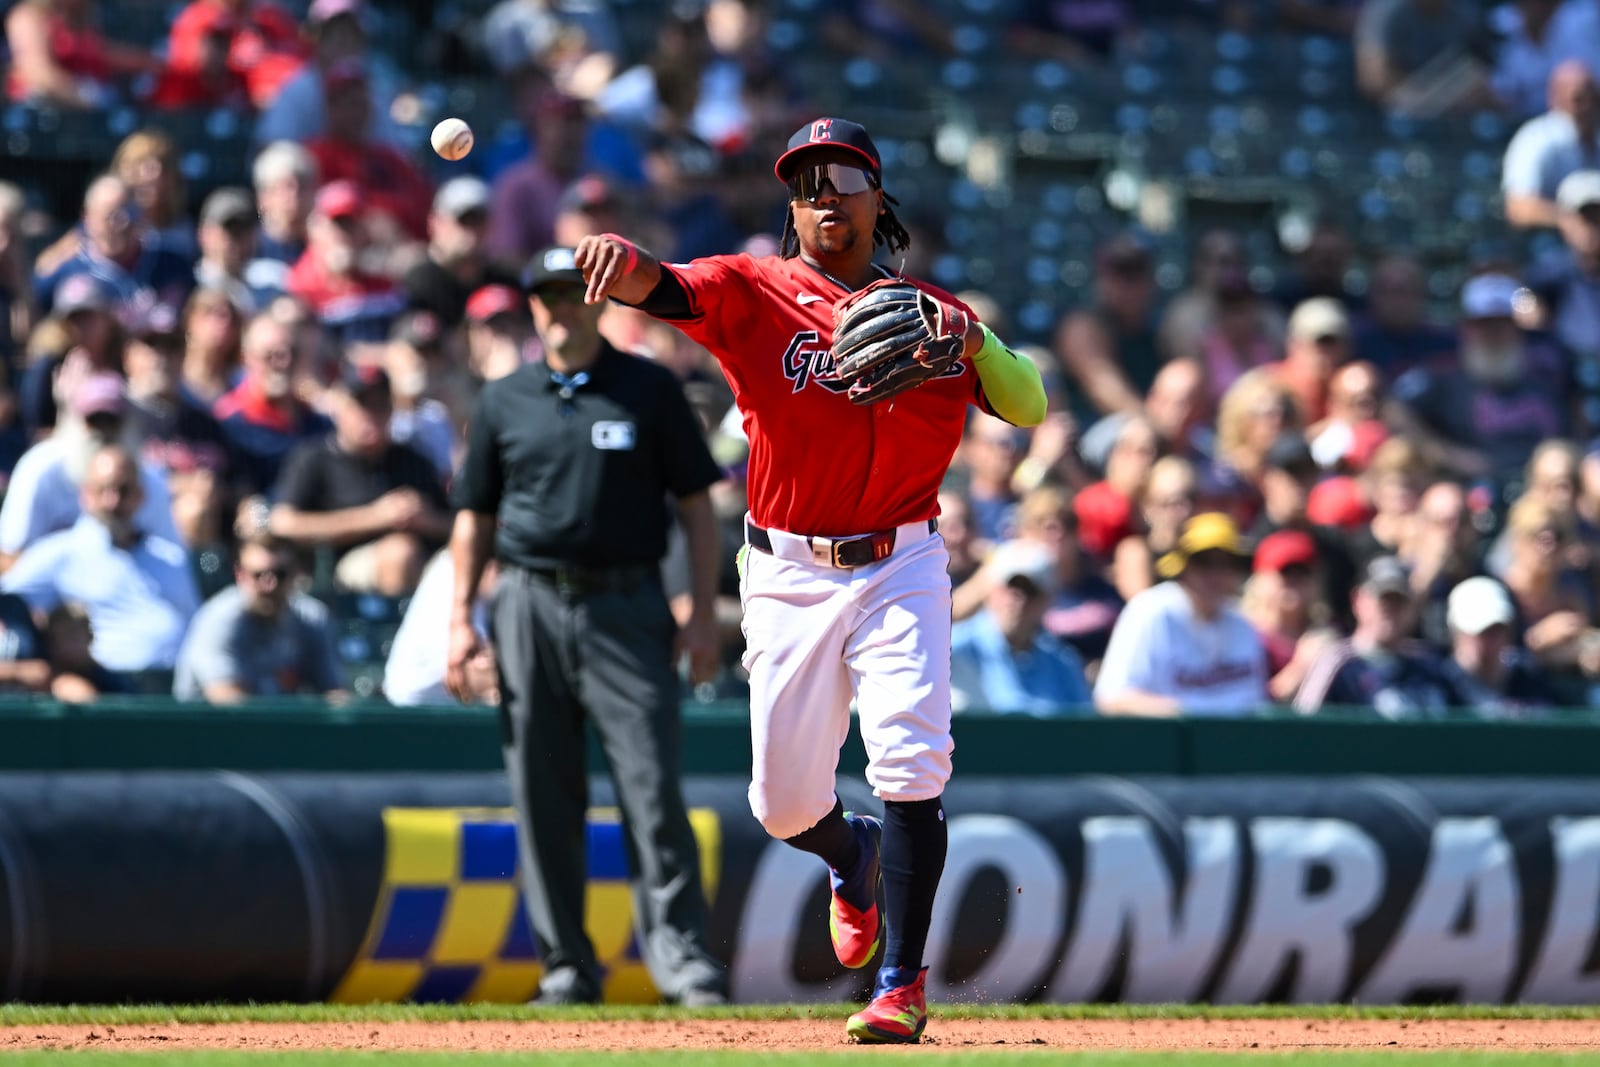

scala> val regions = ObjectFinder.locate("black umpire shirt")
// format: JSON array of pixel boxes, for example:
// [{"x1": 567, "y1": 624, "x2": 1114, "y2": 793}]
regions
[{"x1": 452, "y1": 343, "x2": 722, "y2": 569}]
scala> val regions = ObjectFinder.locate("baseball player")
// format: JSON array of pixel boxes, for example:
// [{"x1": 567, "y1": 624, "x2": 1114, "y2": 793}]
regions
[{"x1": 575, "y1": 117, "x2": 1047, "y2": 1042}]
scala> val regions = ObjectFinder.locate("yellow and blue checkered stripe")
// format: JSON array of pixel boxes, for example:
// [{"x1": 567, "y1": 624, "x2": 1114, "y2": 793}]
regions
[{"x1": 332, "y1": 806, "x2": 720, "y2": 1004}]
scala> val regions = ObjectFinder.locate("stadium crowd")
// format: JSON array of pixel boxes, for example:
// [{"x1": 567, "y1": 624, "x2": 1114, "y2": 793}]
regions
[{"x1": 0, "y1": 0, "x2": 1595, "y2": 719}]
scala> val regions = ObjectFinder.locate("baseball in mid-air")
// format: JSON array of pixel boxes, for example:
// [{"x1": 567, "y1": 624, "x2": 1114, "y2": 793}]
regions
[{"x1": 431, "y1": 117, "x2": 475, "y2": 161}]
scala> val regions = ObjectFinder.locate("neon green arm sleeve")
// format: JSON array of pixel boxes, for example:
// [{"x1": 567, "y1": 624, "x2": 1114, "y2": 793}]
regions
[{"x1": 971, "y1": 324, "x2": 1048, "y2": 427}]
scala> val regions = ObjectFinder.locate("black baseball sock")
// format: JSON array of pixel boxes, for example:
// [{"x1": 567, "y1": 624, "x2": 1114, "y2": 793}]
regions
[
  {"x1": 880, "y1": 796, "x2": 947, "y2": 972},
  {"x1": 782, "y1": 797, "x2": 862, "y2": 875}
]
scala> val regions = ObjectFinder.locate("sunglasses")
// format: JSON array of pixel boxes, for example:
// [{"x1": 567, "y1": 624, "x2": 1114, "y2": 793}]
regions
[
  {"x1": 788, "y1": 163, "x2": 875, "y2": 203},
  {"x1": 245, "y1": 566, "x2": 289, "y2": 582}
]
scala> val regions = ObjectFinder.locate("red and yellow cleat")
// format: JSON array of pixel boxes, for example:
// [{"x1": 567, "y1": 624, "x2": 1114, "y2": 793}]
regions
[
  {"x1": 828, "y1": 813, "x2": 882, "y2": 969},
  {"x1": 847, "y1": 965, "x2": 928, "y2": 1044}
]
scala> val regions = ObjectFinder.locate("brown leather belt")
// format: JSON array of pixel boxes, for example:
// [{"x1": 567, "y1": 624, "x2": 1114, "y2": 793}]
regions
[{"x1": 745, "y1": 518, "x2": 937, "y2": 569}]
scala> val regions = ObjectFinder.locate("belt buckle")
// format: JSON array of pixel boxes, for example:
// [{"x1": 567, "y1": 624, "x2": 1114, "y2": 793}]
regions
[{"x1": 811, "y1": 537, "x2": 838, "y2": 568}]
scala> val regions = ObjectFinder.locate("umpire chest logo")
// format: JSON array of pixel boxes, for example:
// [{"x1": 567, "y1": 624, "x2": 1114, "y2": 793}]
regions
[
  {"x1": 781, "y1": 331, "x2": 849, "y2": 395},
  {"x1": 591, "y1": 421, "x2": 637, "y2": 450}
]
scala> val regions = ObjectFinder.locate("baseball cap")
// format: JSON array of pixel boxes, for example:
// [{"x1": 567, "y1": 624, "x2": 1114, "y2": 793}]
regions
[
  {"x1": 200, "y1": 186, "x2": 256, "y2": 229},
  {"x1": 1253, "y1": 529, "x2": 1317, "y2": 574},
  {"x1": 339, "y1": 363, "x2": 391, "y2": 405},
  {"x1": 54, "y1": 273, "x2": 112, "y2": 317},
  {"x1": 556, "y1": 175, "x2": 616, "y2": 215},
  {"x1": 391, "y1": 309, "x2": 443, "y2": 351},
  {"x1": 313, "y1": 180, "x2": 362, "y2": 220},
  {"x1": 521, "y1": 245, "x2": 585, "y2": 294},
  {"x1": 1306, "y1": 475, "x2": 1374, "y2": 527},
  {"x1": 1448, "y1": 576, "x2": 1516, "y2": 635},
  {"x1": 774, "y1": 118, "x2": 881, "y2": 182},
  {"x1": 308, "y1": 0, "x2": 364, "y2": 25},
  {"x1": 1361, "y1": 555, "x2": 1411, "y2": 597},
  {"x1": 465, "y1": 284, "x2": 523, "y2": 322},
  {"x1": 1461, "y1": 273, "x2": 1520, "y2": 320},
  {"x1": 70, "y1": 372, "x2": 128, "y2": 419},
  {"x1": 1156, "y1": 512, "x2": 1250, "y2": 579},
  {"x1": 1287, "y1": 297, "x2": 1350, "y2": 342},
  {"x1": 987, "y1": 540, "x2": 1057, "y2": 595},
  {"x1": 1557, "y1": 170, "x2": 1600, "y2": 212},
  {"x1": 433, "y1": 176, "x2": 490, "y2": 220},
  {"x1": 1264, "y1": 433, "x2": 1319, "y2": 477}
]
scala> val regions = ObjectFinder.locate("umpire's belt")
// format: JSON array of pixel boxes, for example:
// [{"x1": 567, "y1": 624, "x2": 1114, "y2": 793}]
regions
[
  {"x1": 518, "y1": 562, "x2": 656, "y2": 595},
  {"x1": 745, "y1": 517, "x2": 938, "y2": 569}
]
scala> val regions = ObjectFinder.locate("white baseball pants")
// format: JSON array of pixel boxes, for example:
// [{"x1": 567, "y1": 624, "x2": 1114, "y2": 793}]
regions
[{"x1": 739, "y1": 518, "x2": 955, "y2": 840}]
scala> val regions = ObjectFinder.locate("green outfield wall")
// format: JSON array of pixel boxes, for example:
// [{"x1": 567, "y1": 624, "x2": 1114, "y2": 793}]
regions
[{"x1": 2, "y1": 697, "x2": 1600, "y2": 777}]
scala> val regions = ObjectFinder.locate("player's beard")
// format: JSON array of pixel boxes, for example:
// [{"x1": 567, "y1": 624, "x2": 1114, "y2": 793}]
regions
[{"x1": 808, "y1": 215, "x2": 860, "y2": 256}]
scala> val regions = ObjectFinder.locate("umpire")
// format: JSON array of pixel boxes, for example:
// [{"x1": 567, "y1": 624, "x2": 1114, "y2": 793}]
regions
[{"x1": 446, "y1": 246, "x2": 728, "y2": 1006}]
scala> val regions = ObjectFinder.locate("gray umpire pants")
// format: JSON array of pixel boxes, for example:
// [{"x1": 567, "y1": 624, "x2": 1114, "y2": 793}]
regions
[{"x1": 491, "y1": 563, "x2": 726, "y2": 1002}]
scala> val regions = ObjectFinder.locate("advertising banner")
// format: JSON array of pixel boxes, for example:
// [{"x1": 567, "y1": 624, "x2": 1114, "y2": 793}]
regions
[{"x1": 3, "y1": 773, "x2": 1600, "y2": 1004}]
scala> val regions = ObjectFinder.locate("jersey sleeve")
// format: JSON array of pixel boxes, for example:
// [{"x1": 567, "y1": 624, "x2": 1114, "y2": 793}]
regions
[
  {"x1": 650, "y1": 254, "x2": 763, "y2": 355},
  {"x1": 451, "y1": 387, "x2": 504, "y2": 514}
]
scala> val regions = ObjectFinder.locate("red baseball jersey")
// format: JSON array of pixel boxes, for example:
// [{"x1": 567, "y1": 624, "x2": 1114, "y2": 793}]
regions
[{"x1": 658, "y1": 254, "x2": 992, "y2": 537}]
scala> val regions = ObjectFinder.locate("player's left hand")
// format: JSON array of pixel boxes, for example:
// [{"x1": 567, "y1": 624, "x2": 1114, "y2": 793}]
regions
[{"x1": 676, "y1": 613, "x2": 720, "y2": 687}]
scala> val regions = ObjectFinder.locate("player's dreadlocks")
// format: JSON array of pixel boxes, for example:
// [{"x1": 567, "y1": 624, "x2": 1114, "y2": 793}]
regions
[{"x1": 779, "y1": 188, "x2": 913, "y2": 260}]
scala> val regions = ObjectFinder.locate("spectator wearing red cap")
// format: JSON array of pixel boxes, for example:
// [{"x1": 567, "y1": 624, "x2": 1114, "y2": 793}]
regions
[
  {"x1": 159, "y1": 0, "x2": 305, "y2": 110},
  {"x1": 465, "y1": 284, "x2": 535, "y2": 382},
  {"x1": 213, "y1": 312, "x2": 333, "y2": 496},
  {"x1": 254, "y1": 0, "x2": 406, "y2": 148},
  {"x1": 404, "y1": 178, "x2": 522, "y2": 329},
  {"x1": 285, "y1": 181, "x2": 406, "y2": 348},
  {"x1": 269, "y1": 364, "x2": 451, "y2": 596},
  {"x1": 1243, "y1": 529, "x2": 1335, "y2": 702},
  {"x1": 0, "y1": 371, "x2": 182, "y2": 568},
  {"x1": 304, "y1": 59, "x2": 433, "y2": 241}
]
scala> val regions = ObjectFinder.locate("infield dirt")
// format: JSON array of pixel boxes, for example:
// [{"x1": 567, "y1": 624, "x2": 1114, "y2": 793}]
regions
[{"x1": 5, "y1": 1018, "x2": 1600, "y2": 1053}]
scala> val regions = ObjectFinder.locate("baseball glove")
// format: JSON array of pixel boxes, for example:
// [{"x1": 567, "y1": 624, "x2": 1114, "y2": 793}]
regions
[{"x1": 830, "y1": 278, "x2": 970, "y2": 405}]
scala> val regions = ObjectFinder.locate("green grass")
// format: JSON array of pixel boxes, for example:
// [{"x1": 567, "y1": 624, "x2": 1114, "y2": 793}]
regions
[
  {"x1": 5, "y1": 1003, "x2": 1600, "y2": 1026},
  {"x1": 3, "y1": 1056, "x2": 1600, "y2": 1067}
]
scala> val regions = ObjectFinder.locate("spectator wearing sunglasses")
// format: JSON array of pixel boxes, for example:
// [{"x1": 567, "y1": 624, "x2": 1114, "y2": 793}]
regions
[{"x1": 173, "y1": 531, "x2": 344, "y2": 703}]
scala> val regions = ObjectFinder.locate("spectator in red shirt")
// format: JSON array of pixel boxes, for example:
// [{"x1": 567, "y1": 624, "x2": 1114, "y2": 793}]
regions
[
  {"x1": 5, "y1": 0, "x2": 159, "y2": 107},
  {"x1": 285, "y1": 181, "x2": 406, "y2": 348},
  {"x1": 305, "y1": 59, "x2": 433, "y2": 242},
  {"x1": 160, "y1": 0, "x2": 306, "y2": 110}
]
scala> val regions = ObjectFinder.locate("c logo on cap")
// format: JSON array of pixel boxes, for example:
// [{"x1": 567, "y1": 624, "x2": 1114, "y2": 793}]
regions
[{"x1": 810, "y1": 118, "x2": 833, "y2": 143}]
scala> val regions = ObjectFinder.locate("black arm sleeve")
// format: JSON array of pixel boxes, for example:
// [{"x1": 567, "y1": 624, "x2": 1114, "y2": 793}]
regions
[{"x1": 622, "y1": 267, "x2": 693, "y2": 319}]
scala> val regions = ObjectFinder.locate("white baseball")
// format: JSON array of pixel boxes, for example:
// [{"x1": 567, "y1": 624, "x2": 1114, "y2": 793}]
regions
[{"x1": 431, "y1": 117, "x2": 475, "y2": 161}]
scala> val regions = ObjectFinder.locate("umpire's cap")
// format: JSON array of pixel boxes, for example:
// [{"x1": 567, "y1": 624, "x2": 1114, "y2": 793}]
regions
[
  {"x1": 774, "y1": 118, "x2": 881, "y2": 182},
  {"x1": 1156, "y1": 512, "x2": 1251, "y2": 579},
  {"x1": 521, "y1": 246, "x2": 585, "y2": 294}
]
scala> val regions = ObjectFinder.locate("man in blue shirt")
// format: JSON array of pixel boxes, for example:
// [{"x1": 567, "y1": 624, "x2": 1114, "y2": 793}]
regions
[
  {"x1": 1, "y1": 444, "x2": 199, "y2": 677},
  {"x1": 951, "y1": 540, "x2": 1093, "y2": 717}
]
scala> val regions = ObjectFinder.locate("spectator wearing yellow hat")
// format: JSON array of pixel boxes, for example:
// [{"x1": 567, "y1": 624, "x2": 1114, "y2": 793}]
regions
[{"x1": 1093, "y1": 512, "x2": 1268, "y2": 717}]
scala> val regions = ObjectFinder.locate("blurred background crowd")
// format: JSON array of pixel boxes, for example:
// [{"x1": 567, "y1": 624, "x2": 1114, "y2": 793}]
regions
[{"x1": 0, "y1": 0, "x2": 1595, "y2": 719}]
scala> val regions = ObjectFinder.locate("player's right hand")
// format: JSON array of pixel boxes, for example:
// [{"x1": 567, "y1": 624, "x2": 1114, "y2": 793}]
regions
[
  {"x1": 573, "y1": 233, "x2": 633, "y2": 305},
  {"x1": 444, "y1": 618, "x2": 484, "y2": 704}
]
